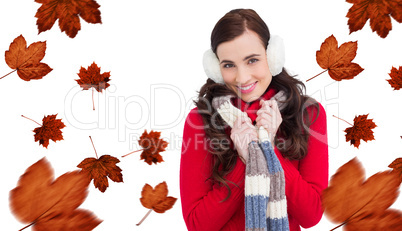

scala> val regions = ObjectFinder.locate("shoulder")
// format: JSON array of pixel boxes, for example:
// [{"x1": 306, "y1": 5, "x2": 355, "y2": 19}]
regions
[{"x1": 304, "y1": 98, "x2": 327, "y2": 133}]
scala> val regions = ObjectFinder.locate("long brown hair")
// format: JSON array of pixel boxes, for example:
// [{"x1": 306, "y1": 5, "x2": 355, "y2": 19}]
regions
[{"x1": 195, "y1": 9, "x2": 319, "y2": 201}]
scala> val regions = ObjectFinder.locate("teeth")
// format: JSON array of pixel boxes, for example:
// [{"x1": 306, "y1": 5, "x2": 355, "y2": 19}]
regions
[{"x1": 238, "y1": 83, "x2": 255, "y2": 90}]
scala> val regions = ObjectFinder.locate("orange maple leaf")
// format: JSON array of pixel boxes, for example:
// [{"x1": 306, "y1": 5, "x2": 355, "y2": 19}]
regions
[
  {"x1": 77, "y1": 154, "x2": 123, "y2": 192},
  {"x1": 389, "y1": 157, "x2": 402, "y2": 182},
  {"x1": 346, "y1": 0, "x2": 402, "y2": 38},
  {"x1": 307, "y1": 35, "x2": 364, "y2": 82},
  {"x1": 75, "y1": 62, "x2": 110, "y2": 110},
  {"x1": 137, "y1": 181, "x2": 177, "y2": 225},
  {"x1": 9, "y1": 158, "x2": 102, "y2": 230},
  {"x1": 386, "y1": 66, "x2": 402, "y2": 90},
  {"x1": 321, "y1": 158, "x2": 402, "y2": 230},
  {"x1": 22, "y1": 114, "x2": 66, "y2": 148},
  {"x1": 344, "y1": 114, "x2": 377, "y2": 148},
  {"x1": 138, "y1": 130, "x2": 169, "y2": 165},
  {"x1": 34, "y1": 0, "x2": 102, "y2": 38},
  {"x1": 2, "y1": 35, "x2": 52, "y2": 81}
]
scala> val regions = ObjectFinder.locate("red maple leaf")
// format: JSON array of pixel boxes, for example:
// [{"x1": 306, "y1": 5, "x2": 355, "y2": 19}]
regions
[
  {"x1": 387, "y1": 66, "x2": 402, "y2": 90},
  {"x1": 22, "y1": 114, "x2": 66, "y2": 148},
  {"x1": 389, "y1": 157, "x2": 402, "y2": 182},
  {"x1": 137, "y1": 181, "x2": 177, "y2": 226},
  {"x1": 344, "y1": 114, "x2": 377, "y2": 148},
  {"x1": 75, "y1": 62, "x2": 110, "y2": 110},
  {"x1": 9, "y1": 158, "x2": 102, "y2": 230},
  {"x1": 139, "y1": 130, "x2": 169, "y2": 165},
  {"x1": 2, "y1": 35, "x2": 52, "y2": 81},
  {"x1": 346, "y1": 0, "x2": 402, "y2": 38},
  {"x1": 322, "y1": 158, "x2": 402, "y2": 230},
  {"x1": 77, "y1": 155, "x2": 123, "y2": 192},
  {"x1": 307, "y1": 35, "x2": 364, "y2": 82},
  {"x1": 34, "y1": 0, "x2": 102, "y2": 38}
]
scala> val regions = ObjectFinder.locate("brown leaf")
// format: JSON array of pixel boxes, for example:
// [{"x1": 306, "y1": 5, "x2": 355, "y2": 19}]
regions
[
  {"x1": 387, "y1": 66, "x2": 402, "y2": 90},
  {"x1": 322, "y1": 158, "x2": 402, "y2": 230},
  {"x1": 346, "y1": 0, "x2": 402, "y2": 38},
  {"x1": 75, "y1": 62, "x2": 110, "y2": 92},
  {"x1": 140, "y1": 181, "x2": 177, "y2": 213},
  {"x1": 33, "y1": 114, "x2": 66, "y2": 148},
  {"x1": 344, "y1": 114, "x2": 376, "y2": 148},
  {"x1": 389, "y1": 157, "x2": 402, "y2": 182},
  {"x1": 315, "y1": 35, "x2": 364, "y2": 81},
  {"x1": 138, "y1": 130, "x2": 169, "y2": 165},
  {"x1": 9, "y1": 158, "x2": 102, "y2": 230},
  {"x1": 35, "y1": 0, "x2": 102, "y2": 38},
  {"x1": 3, "y1": 35, "x2": 52, "y2": 81},
  {"x1": 77, "y1": 154, "x2": 123, "y2": 192}
]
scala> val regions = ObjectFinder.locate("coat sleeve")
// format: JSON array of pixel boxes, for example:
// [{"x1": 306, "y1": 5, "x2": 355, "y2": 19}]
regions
[
  {"x1": 180, "y1": 108, "x2": 245, "y2": 231},
  {"x1": 275, "y1": 102, "x2": 329, "y2": 228}
]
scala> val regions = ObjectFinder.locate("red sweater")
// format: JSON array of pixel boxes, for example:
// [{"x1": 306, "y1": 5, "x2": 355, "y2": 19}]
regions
[{"x1": 180, "y1": 87, "x2": 328, "y2": 231}]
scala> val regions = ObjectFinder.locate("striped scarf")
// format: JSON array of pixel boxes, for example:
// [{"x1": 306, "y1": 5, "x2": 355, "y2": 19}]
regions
[{"x1": 212, "y1": 91, "x2": 289, "y2": 231}]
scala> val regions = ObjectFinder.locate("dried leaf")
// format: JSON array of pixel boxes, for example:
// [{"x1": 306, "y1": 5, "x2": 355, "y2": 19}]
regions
[
  {"x1": 344, "y1": 114, "x2": 376, "y2": 148},
  {"x1": 9, "y1": 158, "x2": 102, "y2": 230},
  {"x1": 77, "y1": 154, "x2": 123, "y2": 192},
  {"x1": 315, "y1": 35, "x2": 364, "y2": 81},
  {"x1": 387, "y1": 66, "x2": 402, "y2": 90},
  {"x1": 389, "y1": 157, "x2": 402, "y2": 182},
  {"x1": 33, "y1": 114, "x2": 66, "y2": 148},
  {"x1": 140, "y1": 181, "x2": 177, "y2": 213},
  {"x1": 346, "y1": 0, "x2": 402, "y2": 38},
  {"x1": 75, "y1": 62, "x2": 110, "y2": 92},
  {"x1": 322, "y1": 158, "x2": 402, "y2": 230},
  {"x1": 4, "y1": 35, "x2": 52, "y2": 81},
  {"x1": 35, "y1": 0, "x2": 102, "y2": 38},
  {"x1": 139, "y1": 130, "x2": 169, "y2": 165}
]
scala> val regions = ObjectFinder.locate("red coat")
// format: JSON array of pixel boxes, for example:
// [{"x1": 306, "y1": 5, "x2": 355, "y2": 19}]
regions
[{"x1": 180, "y1": 87, "x2": 329, "y2": 230}]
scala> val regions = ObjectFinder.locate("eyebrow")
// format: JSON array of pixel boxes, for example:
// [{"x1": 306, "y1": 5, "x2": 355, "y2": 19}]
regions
[{"x1": 220, "y1": 54, "x2": 260, "y2": 64}]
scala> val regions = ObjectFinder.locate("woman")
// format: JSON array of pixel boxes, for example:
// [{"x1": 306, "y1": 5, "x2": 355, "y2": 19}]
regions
[{"x1": 180, "y1": 8, "x2": 328, "y2": 231}]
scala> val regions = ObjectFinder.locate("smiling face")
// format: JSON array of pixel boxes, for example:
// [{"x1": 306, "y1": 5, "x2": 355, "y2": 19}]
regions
[{"x1": 216, "y1": 29, "x2": 272, "y2": 102}]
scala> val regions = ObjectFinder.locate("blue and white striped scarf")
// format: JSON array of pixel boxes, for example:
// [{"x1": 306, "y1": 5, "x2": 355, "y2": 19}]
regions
[{"x1": 213, "y1": 91, "x2": 289, "y2": 231}]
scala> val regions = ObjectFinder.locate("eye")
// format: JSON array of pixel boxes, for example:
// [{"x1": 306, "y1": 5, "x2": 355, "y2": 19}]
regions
[
  {"x1": 223, "y1": 63, "x2": 235, "y2": 68},
  {"x1": 248, "y1": 58, "x2": 259, "y2": 64}
]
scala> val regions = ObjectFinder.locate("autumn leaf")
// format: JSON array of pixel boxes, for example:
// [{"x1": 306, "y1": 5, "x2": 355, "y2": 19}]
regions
[
  {"x1": 346, "y1": 0, "x2": 402, "y2": 38},
  {"x1": 137, "y1": 181, "x2": 177, "y2": 226},
  {"x1": 9, "y1": 158, "x2": 102, "y2": 230},
  {"x1": 307, "y1": 35, "x2": 364, "y2": 82},
  {"x1": 321, "y1": 158, "x2": 402, "y2": 230},
  {"x1": 22, "y1": 114, "x2": 66, "y2": 148},
  {"x1": 389, "y1": 157, "x2": 402, "y2": 182},
  {"x1": 1, "y1": 35, "x2": 52, "y2": 81},
  {"x1": 306, "y1": 35, "x2": 364, "y2": 82},
  {"x1": 344, "y1": 114, "x2": 377, "y2": 148},
  {"x1": 75, "y1": 62, "x2": 110, "y2": 110},
  {"x1": 386, "y1": 66, "x2": 402, "y2": 90},
  {"x1": 334, "y1": 114, "x2": 376, "y2": 148},
  {"x1": 35, "y1": 0, "x2": 102, "y2": 38},
  {"x1": 77, "y1": 136, "x2": 123, "y2": 192},
  {"x1": 124, "y1": 130, "x2": 168, "y2": 165}
]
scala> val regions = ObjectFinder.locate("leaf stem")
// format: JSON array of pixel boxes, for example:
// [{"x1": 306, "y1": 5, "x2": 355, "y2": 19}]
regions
[
  {"x1": 121, "y1": 149, "x2": 144, "y2": 158},
  {"x1": 136, "y1": 209, "x2": 153, "y2": 226},
  {"x1": 92, "y1": 88, "x2": 95, "y2": 111},
  {"x1": 19, "y1": 222, "x2": 34, "y2": 231},
  {"x1": 329, "y1": 221, "x2": 347, "y2": 231},
  {"x1": 332, "y1": 115, "x2": 353, "y2": 126},
  {"x1": 306, "y1": 69, "x2": 328, "y2": 82},
  {"x1": 0, "y1": 69, "x2": 17, "y2": 80},
  {"x1": 89, "y1": 136, "x2": 98, "y2": 159},
  {"x1": 21, "y1": 115, "x2": 42, "y2": 126}
]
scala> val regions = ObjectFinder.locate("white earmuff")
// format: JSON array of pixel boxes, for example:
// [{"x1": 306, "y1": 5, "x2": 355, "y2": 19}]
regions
[{"x1": 203, "y1": 35, "x2": 285, "y2": 83}]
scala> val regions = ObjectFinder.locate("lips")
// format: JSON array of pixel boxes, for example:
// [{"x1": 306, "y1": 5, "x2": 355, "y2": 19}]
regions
[{"x1": 236, "y1": 81, "x2": 257, "y2": 94}]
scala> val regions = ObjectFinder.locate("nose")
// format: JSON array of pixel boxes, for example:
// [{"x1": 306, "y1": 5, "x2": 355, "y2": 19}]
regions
[{"x1": 235, "y1": 66, "x2": 250, "y2": 84}]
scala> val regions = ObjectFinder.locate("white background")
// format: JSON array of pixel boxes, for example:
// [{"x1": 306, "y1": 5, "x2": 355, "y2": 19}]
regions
[{"x1": 0, "y1": 0, "x2": 401, "y2": 230}]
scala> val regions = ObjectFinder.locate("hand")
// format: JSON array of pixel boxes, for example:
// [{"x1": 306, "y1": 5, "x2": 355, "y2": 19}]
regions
[
  {"x1": 230, "y1": 113, "x2": 258, "y2": 164},
  {"x1": 255, "y1": 99, "x2": 282, "y2": 143}
]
